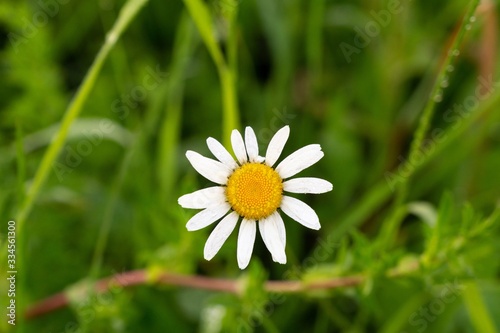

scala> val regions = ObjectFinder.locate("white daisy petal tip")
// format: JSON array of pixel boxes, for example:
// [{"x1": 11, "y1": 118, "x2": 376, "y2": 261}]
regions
[
  {"x1": 178, "y1": 186, "x2": 226, "y2": 209},
  {"x1": 265, "y1": 125, "x2": 291, "y2": 167},
  {"x1": 238, "y1": 261, "x2": 248, "y2": 270},
  {"x1": 310, "y1": 223, "x2": 321, "y2": 230},
  {"x1": 231, "y1": 129, "x2": 248, "y2": 164},
  {"x1": 283, "y1": 178, "x2": 333, "y2": 194},
  {"x1": 275, "y1": 144, "x2": 325, "y2": 179},
  {"x1": 281, "y1": 196, "x2": 322, "y2": 230},
  {"x1": 185, "y1": 203, "x2": 230, "y2": 231},
  {"x1": 275, "y1": 125, "x2": 290, "y2": 138},
  {"x1": 178, "y1": 195, "x2": 194, "y2": 209},
  {"x1": 186, "y1": 220, "x2": 204, "y2": 232},
  {"x1": 185, "y1": 150, "x2": 232, "y2": 185},
  {"x1": 259, "y1": 213, "x2": 287, "y2": 265},
  {"x1": 237, "y1": 219, "x2": 256, "y2": 269},
  {"x1": 244, "y1": 126, "x2": 259, "y2": 162},
  {"x1": 275, "y1": 256, "x2": 287, "y2": 264},
  {"x1": 325, "y1": 180, "x2": 333, "y2": 191},
  {"x1": 206, "y1": 137, "x2": 238, "y2": 170},
  {"x1": 270, "y1": 249, "x2": 287, "y2": 264},
  {"x1": 203, "y1": 212, "x2": 239, "y2": 261}
]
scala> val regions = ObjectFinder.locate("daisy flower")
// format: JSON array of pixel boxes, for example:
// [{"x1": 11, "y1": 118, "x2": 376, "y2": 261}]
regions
[{"x1": 178, "y1": 126, "x2": 332, "y2": 269}]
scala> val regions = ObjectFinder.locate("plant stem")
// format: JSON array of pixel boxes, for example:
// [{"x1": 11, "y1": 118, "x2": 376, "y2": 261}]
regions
[
  {"x1": 8, "y1": 1, "x2": 148, "y2": 330},
  {"x1": 319, "y1": 69, "x2": 500, "y2": 254},
  {"x1": 377, "y1": 0, "x2": 481, "y2": 248},
  {"x1": 15, "y1": 0, "x2": 149, "y2": 235},
  {"x1": 183, "y1": 0, "x2": 240, "y2": 147},
  {"x1": 24, "y1": 267, "x2": 398, "y2": 319}
]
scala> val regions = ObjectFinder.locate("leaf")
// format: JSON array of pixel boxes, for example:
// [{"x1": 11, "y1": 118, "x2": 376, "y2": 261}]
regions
[
  {"x1": 15, "y1": 0, "x2": 149, "y2": 231},
  {"x1": 422, "y1": 191, "x2": 454, "y2": 266},
  {"x1": 462, "y1": 282, "x2": 497, "y2": 333},
  {"x1": 407, "y1": 201, "x2": 438, "y2": 227},
  {"x1": 182, "y1": 0, "x2": 225, "y2": 69}
]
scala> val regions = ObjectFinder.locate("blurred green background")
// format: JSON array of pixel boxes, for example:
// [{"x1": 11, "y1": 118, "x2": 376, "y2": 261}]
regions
[{"x1": 1, "y1": 0, "x2": 500, "y2": 332}]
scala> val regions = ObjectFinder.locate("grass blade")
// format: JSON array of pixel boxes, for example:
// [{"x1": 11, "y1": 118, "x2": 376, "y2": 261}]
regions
[
  {"x1": 463, "y1": 282, "x2": 497, "y2": 333},
  {"x1": 15, "y1": 0, "x2": 149, "y2": 231}
]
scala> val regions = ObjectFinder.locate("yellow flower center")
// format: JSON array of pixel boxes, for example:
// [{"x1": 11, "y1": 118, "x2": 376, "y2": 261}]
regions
[{"x1": 226, "y1": 163, "x2": 283, "y2": 220}]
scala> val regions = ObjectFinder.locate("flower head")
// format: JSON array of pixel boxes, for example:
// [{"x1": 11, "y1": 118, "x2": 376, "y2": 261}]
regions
[{"x1": 178, "y1": 126, "x2": 332, "y2": 269}]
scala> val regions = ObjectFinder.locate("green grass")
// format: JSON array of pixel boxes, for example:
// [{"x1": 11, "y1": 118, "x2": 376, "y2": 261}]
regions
[{"x1": 1, "y1": 0, "x2": 500, "y2": 332}]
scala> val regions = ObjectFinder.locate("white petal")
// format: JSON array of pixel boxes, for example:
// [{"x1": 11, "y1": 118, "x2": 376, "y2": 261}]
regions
[
  {"x1": 204, "y1": 212, "x2": 239, "y2": 260},
  {"x1": 259, "y1": 212, "x2": 287, "y2": 264},
  {"x1": 280, "y1": 196, "x2": 321, "y2": 230},
  {"x1": 274, "y1": 212, "x2": 286, "y2": 247},
  {"x1": 275, "y1": 144, "x2": 324, "y2": 179},
  {"x1": 245, "y1": 127, "x2": 259, "y2": 162},
  {"x1": 283, "y1": 178, "x2": 333, "y2": 194},
  {"x1": 186, "y1": 202, "x2": 231, "y2": 231},
  {"x1": 207, "y1": 137, "x2": 238, "y2": 170},
  {"x1": 186, "y1": 151, "x2": 232, "y2": 185},
  {"x1": 256, "y1": 156, "x2": 266, "y2": 163},
  {"x1": 231, "y1": 129, "x2": 247, "y2": 164},
  {"x1": 178, "y1": 186, "x2": 226, "y2": 209},
  {"x1": 237, "y1": 219, "x2": 256, "y2": 269},
  {"x1": 265, "y1": 125, "x2": 290, "y2": 167}
]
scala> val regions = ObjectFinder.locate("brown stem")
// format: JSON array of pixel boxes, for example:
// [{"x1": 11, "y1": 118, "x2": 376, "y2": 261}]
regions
[{"x1": 25, "y1": 270, "x2": 367, "y2": 319}]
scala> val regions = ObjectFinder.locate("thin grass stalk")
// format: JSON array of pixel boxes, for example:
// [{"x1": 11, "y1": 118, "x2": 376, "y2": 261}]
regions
[
  {"x1": 15, "y1": 0, "x2": 149, "y2": 234},
  {"x1": 377, "y1": 0, "x2": 481, "y2": 248},
  {"x1": 183, "y1": 0, "x2": 240, "y2": 147}
]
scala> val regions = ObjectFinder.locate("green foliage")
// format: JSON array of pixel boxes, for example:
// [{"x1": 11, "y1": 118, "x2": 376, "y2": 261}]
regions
[{"x1": 1, "y1": 0, "x2": 500, "y2": 332}]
